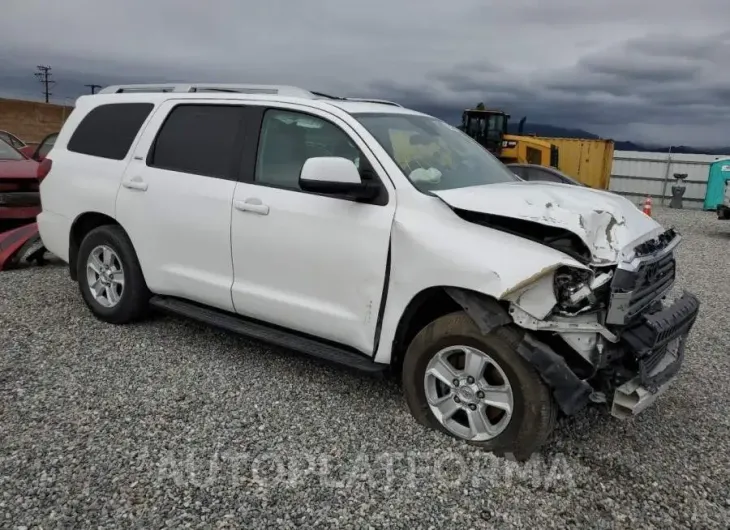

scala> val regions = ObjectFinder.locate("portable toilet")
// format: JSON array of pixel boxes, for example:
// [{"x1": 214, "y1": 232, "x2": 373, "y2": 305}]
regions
[{"x1": 704, "y1": 157, "x2": 730, "y2": 210}]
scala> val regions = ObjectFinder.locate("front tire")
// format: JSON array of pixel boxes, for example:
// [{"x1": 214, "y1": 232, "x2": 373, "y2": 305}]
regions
[
  {"x1": 76, "y1": 225, "x2": 150, "y2": 324},
  {"x1": 402, "y1": 311, "x2": 557, "y2": 460}
]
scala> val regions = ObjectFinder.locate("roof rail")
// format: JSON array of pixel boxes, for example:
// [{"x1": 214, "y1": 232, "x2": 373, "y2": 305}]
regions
[
  {"x1": 343, "y1": 98, "x2": 403, "y2": 107},
  {"x1": 96, "y1": 84, "x2": 405, "y2": 108},
  {"x1": 97, "y1": 83, "x2": 318, "y2": 98}
]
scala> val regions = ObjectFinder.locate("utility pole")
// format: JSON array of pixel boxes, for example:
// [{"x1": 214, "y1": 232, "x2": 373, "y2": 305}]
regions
[
  {"x1": 34, "y1": 65, "x2": 55, "y2": 103},
  {"x1": 85, "y1": 84, "x2": 102, "y2": 94}
]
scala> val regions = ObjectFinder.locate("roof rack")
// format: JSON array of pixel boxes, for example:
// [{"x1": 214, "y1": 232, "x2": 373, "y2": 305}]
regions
[
  {"x1": 342, "y1": 98, "x2": 403, "y2": 107},
  {"x1": 96, "y1": 84, "x2": 404, "y2": 108},
  {"x1": 97, "y1": 83, "x2": 319, "y2": 98}
]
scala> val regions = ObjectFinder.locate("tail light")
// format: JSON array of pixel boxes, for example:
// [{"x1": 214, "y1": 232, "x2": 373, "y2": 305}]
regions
[{"x1": 37, "y1": 158, "x2": 52, "y2": 182}]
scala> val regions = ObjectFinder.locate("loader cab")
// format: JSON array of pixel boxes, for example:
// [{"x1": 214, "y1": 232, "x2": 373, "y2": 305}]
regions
[{"x1": 460, "y1": 109, "x2": 508, "y2": 155}]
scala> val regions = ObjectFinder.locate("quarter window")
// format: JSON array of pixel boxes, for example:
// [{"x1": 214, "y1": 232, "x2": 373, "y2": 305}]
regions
[
  {"x1": 67, "y1": 103, "x2": 153, "y2": 160},
  {"x1": 148, "y1": 104, "x2": 245, "y2": 180},
  {"x1": 255, "y1": 109, "x2": 362, "y2": 190}
]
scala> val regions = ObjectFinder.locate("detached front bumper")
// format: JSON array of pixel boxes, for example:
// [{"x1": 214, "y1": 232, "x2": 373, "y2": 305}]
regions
[{"x1": 610, "y1": 291, "x2": 700, "y2": 419}]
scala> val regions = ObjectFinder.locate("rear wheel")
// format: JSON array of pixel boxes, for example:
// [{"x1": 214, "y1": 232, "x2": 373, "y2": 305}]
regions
[
  {"x1": 402, "y1": 311, "x2": 557, "y2": 460},
  {"x1": 76, "y1": 225, "x2": 150, "y2": 324}
]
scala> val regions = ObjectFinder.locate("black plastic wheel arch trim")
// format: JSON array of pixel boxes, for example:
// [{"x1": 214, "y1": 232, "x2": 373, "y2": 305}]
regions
[
  {"x1": 516, "y1": 333, "x2": 594, "y2": 415},
  {"x1": 445, "y1": 287, "x2": 512, "y2": 334}
]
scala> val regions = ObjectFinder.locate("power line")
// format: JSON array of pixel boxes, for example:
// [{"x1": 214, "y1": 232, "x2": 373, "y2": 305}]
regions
[
  {"x1": 34, "y1": 65, "x2": 55, "y2": 103},
  {"x1": 85, "y1": 84, "x2": 102, "y2": 94}
]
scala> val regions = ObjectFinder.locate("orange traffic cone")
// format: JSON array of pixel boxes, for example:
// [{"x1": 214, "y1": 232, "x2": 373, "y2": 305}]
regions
[{"x1": 642, "y1": 196, "x2": 653, "y2": 217}]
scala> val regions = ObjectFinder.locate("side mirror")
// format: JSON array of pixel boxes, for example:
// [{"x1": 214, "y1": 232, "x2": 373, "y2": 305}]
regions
[{"x1": 299, "y1": 157, "x2": 378, "y2": 201}]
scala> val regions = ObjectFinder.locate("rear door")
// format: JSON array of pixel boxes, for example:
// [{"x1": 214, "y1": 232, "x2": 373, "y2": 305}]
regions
[{"x1": 116, "y1": 100, "x2": 246, "y2": 311}]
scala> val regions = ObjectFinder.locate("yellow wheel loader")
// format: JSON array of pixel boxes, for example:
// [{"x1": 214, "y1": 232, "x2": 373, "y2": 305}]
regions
[{"x1": 459, "y1": 103, "x2": 559, "y2": 167}]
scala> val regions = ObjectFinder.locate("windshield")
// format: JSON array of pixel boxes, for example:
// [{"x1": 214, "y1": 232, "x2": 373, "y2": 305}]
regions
[
  {"x1": 0, "y1": 138, "x2": 24, "y2": 161},
  {"x1": 355, "y1": 113, "x2": 519, "y2": 193}
]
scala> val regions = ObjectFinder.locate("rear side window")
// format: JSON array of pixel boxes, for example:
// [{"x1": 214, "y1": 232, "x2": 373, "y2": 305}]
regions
[
  {"x1": 148, "y1": 104, "x2": 244, "y2": 180},
  {"x1": 67, "y1": 103, "x2": 153, "y2": 160}
]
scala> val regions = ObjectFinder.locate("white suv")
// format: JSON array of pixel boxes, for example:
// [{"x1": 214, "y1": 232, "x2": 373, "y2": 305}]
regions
[{"x1": 38, "y1": 83, "x2": 700, "y2": 459}]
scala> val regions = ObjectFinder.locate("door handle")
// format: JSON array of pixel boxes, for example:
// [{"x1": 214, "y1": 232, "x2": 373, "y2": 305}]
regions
[
  {"x1": 122, "y1": 177, "x2": 148, "y2": 192},
  {"x1": 234, "y1": 198, "x2": 269, "y2": 215}
]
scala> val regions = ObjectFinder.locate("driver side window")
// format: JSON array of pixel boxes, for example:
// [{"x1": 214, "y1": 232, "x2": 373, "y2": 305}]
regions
[{"x1": 255, "y1": 109, "x2": 362, "y2": 191}]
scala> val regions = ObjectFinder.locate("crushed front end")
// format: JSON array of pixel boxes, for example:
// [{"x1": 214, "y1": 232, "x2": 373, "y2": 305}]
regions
[
  {"x1": 596, "y1": 228, "x2": 700, "y2": 418},
  {"x1": 507, "y1": 227, "x2": 700, "y2": 419}
]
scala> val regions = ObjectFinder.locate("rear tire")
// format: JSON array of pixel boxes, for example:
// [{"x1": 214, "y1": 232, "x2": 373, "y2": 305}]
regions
[
  {"x1": 402, "y1": 311, "x2": 557, "y2": 460},
  {"x1": 76, "y1": 225, "x2": 150, "y2": 324}
]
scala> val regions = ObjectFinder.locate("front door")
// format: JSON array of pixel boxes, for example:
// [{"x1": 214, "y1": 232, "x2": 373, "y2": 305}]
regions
[{"x1": 230, "y1": 105, "x2": 396, "y2": 354}]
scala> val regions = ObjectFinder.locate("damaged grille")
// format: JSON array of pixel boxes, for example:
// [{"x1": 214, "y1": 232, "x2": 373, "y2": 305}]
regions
[
  {"x1": 606, "y1": 230, "x2": 678, "y2": 325},
  {"x1": 628, "y1": 253, "x2": 676, "y2": 317}
]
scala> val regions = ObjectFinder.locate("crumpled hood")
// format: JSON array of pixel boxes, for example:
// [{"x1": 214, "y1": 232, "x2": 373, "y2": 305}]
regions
[{"x1": 433, "y1": 181, "x2": 663, "y2": 264}]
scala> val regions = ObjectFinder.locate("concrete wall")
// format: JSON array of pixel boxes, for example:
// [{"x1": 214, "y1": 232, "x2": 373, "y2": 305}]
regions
[{"x1": 0, "y1": 98, "x2": 73, "y2": 145}]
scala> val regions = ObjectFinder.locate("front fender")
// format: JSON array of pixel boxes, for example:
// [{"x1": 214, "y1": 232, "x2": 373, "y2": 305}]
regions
[{"x1": 373, "y1": 206, "x2": 586, "y2": 364}]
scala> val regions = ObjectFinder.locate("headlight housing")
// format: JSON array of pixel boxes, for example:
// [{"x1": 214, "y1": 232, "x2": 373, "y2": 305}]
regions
[{"x1": 553, "y1": 266, "x2": 613, "y2": 313}]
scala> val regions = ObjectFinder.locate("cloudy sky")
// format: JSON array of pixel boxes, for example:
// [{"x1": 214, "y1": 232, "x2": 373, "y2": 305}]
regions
[{"x1": 2, "y1": 0, "x2": 729, "y2": 146}]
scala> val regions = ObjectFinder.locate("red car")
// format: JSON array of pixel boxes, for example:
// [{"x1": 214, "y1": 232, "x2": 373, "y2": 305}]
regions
[
  {"x1": 0, "y1": 130, "x2": 58, "y2": 161},
  {"x1": 0, "y1": 136, "x2": 54, "y2": 269},
  {"x1": 0, "y1": 136, "x2": 42, "y2": 230},
  {"x1": 0, "y1": 130, "x2": 31, "y2": 156}
]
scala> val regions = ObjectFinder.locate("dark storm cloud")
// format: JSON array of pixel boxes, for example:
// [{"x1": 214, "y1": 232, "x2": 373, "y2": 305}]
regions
[
  {"x1": 541, "y1": 33, "x2": 730, "y2": 114},
  {"x1": 1, "y1": 0, "x2": 729, "y2": 145},
  {"x1": 370, "y1": 29, "x2": 730, "y2": 144},
  {"x1": 579, "y1": 56, "x2": 702, "y2": 83}
]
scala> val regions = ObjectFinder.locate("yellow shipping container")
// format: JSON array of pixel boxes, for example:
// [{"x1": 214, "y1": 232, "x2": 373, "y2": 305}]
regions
[{"x1": 533, "y1": 137, "x2": 615, "y2": 190}]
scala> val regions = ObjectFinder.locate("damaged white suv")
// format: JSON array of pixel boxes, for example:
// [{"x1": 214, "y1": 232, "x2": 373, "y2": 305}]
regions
[{"x1": 38, "y1": 84, "x2": 700, "y2": 459}]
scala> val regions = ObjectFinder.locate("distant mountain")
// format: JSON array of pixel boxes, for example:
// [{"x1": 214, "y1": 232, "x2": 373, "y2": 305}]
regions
[
  {"x1": 506, "y1": 122, "x2": 730, "y2": 155},
  {"x1": 506, "y1": 122, "x2": 599, "y2": 140}
]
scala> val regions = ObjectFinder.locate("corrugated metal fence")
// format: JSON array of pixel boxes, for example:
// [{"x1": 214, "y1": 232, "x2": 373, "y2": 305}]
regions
[{"x1": 609, "y1": 150, "x2": 730, "y2": 209}]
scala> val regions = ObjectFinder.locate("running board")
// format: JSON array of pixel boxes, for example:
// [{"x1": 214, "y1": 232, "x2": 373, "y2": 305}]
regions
[{"x1": 149, "y1": 296, "x2": 387, "y2": 374}]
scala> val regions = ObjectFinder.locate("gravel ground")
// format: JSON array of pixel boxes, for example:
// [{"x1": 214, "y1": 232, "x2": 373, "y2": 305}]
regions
[{"x1": 1, "y1": 207, "x2": 729, "y2": 529}]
